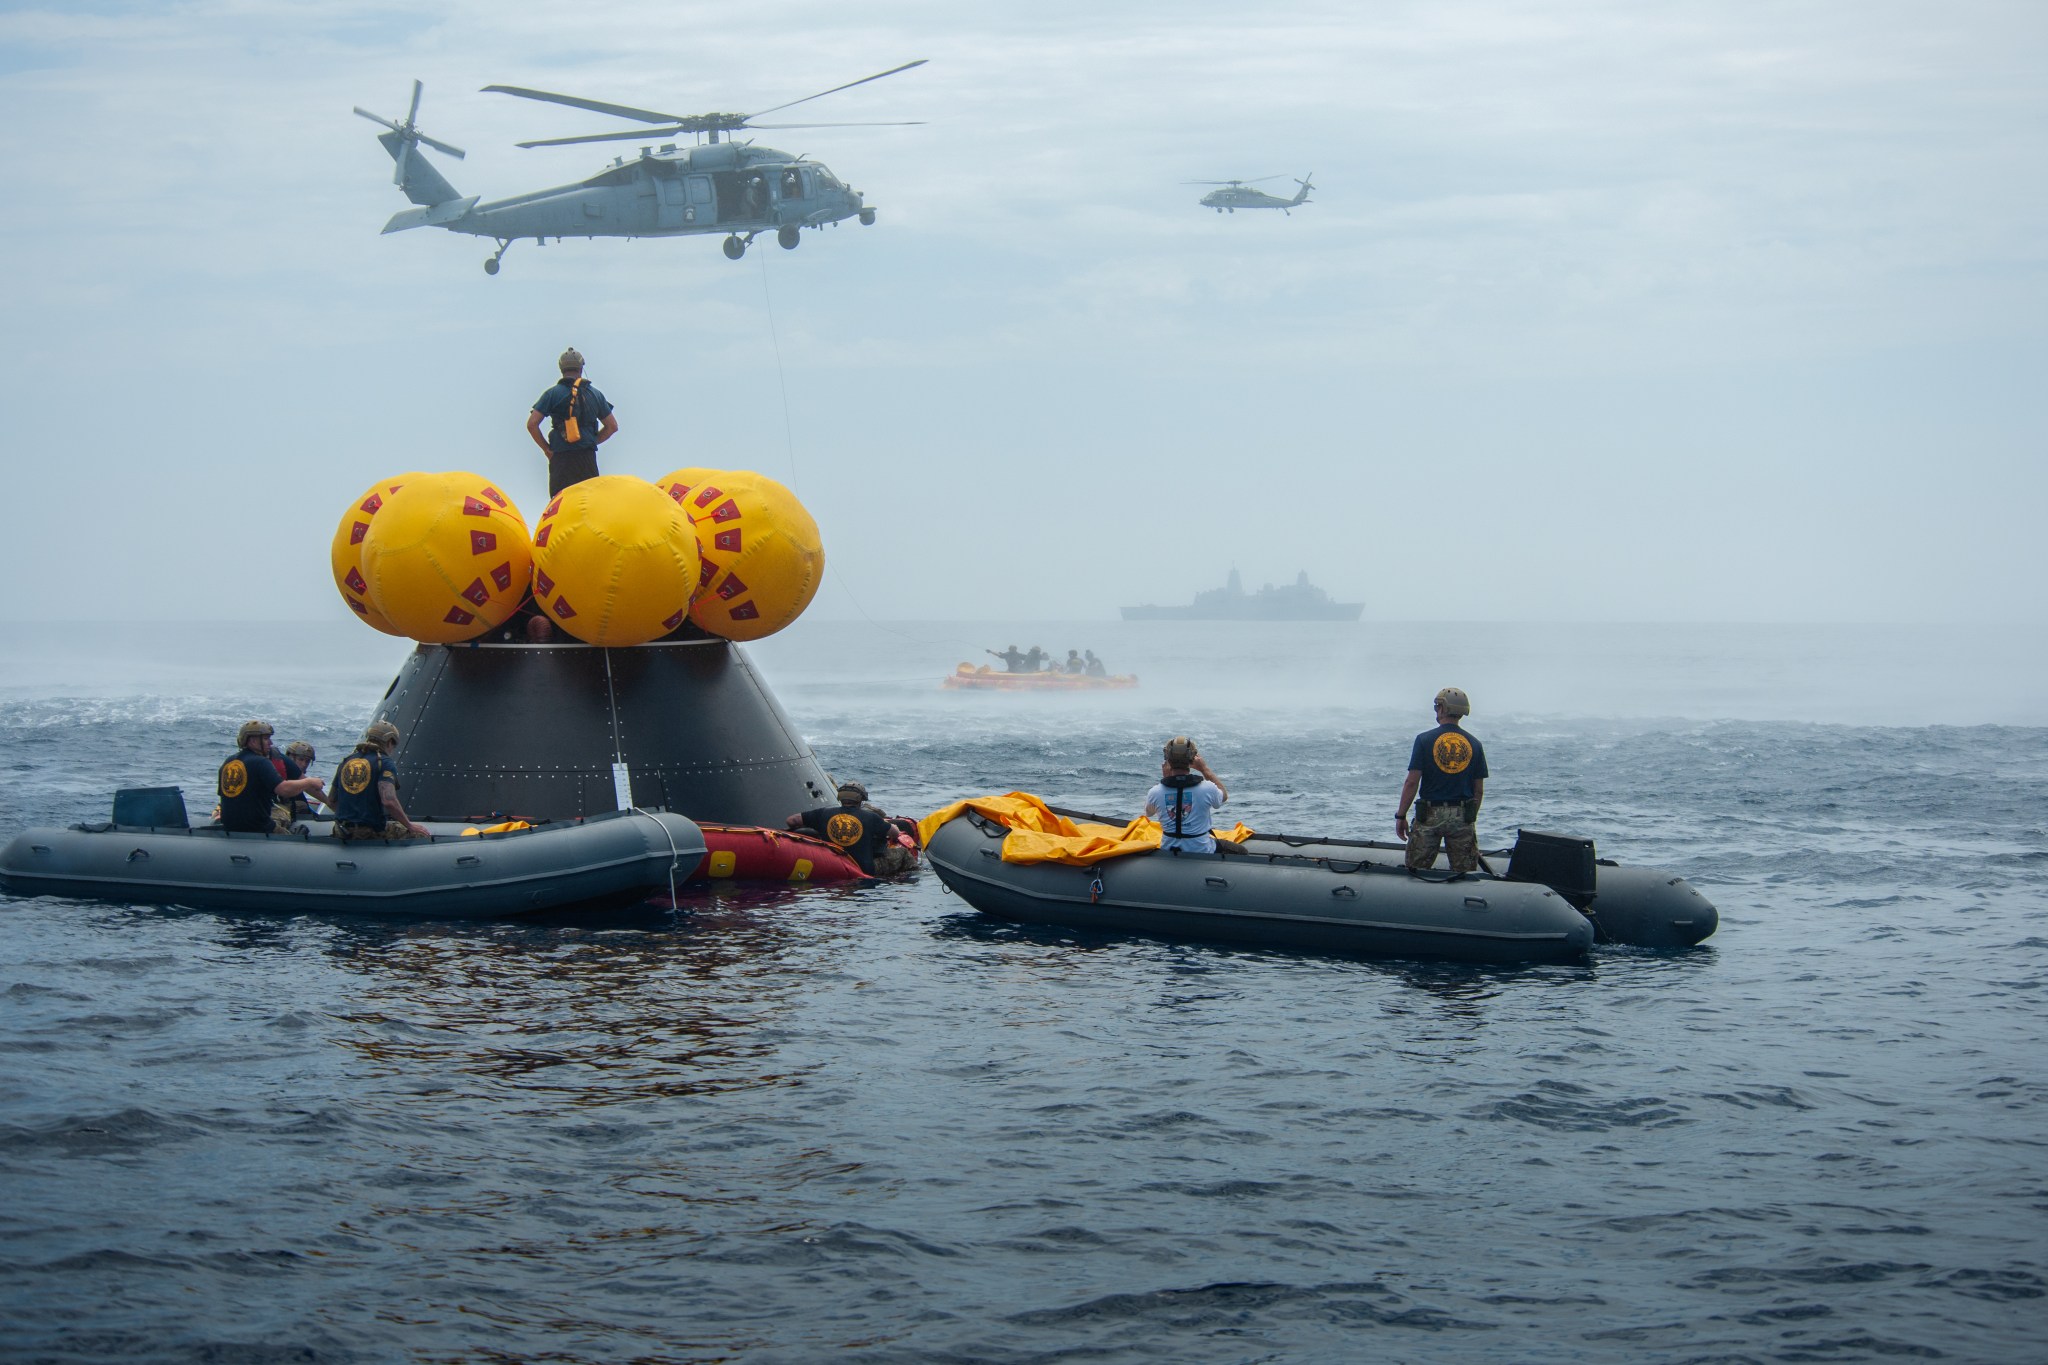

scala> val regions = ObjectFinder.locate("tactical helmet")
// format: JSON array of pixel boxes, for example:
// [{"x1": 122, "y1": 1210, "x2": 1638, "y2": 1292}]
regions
[
  {"x1": 1434, "y1": 687, "x2": 1472, "y2": 717},
  {"x1": 284, "y1": 741, "x2": 315, "y2": 762},
  {"x1": 836, "y1": 780, "x2": 868, "y2": 803},
  {"x1": 236, "y1": 720, "x2": 274, "y2": 747},
  {"x1": 558, "y1": 347, "x2": 585, "y2": 373},
  {"x1": 1162, "y1": 735, "x2": 1198, "y2": 767},
  {"x1": 362, "y1": 719, "x2": 401, "y2": 748}
]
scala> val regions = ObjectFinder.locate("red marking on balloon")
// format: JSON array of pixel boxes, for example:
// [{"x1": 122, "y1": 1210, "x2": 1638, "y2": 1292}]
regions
[
  {"x1": 350, "y1": 521, "x2": 369, "y2": 546},
  {"x1": 461, "y1": 578, "x2": 489, "y2": 607},
  {"x1": 662, "y1": 609, "x2": 688, "y2": 631},
  {"x1": 714, "y1": 529, "x2": 741, "y2": 553},
  {"x1": 730, "y1": 601, "x2": 761, "y2": 621},
  {"x1": 710, "y1": 499, "x2": 740, "y2": 523},
  {"x1": 471, "y1": 530, "x2": 497, "y2": 555},
  {"x1": 462, "y1": 497, "x2": 489, "y2": 517},
  {"x1": 543, "y1": 497, "x2": 562, "y2": 519},
  {"x1": 665, "y1": 483, "x2": 691, "y2": 504},
  {"x1": 697, "y1": 560, "x2": 717, "y2": 590},
  {"x1": 693, "y1": 486, "x2": 722, "y2": 509},
  {"x1": 360, "y1": 493, "x2": 383, "y2": 515},
  {"x1": 490, "y1": 561, "x2": 513, "y2": 591},
  {"x1": 553, "y1": 596, "x2": 577, "y2": 619},
  {"x1": 346, "y1": 596, "x2": 369, "y2": 616},
  {"x1": 481, "y1": 486, "x2": 507, "y2": 507},
  {"x1": 716, "y1": 572, "x2": 748, "y2": 601},
  {"x1": 534, "y1": 523, "x2": 551, "y2": 548},
  {"x1": 535, "y1": 569, "x2": 555, "y2": 596},
  {"x1": 345, "y1": 567, "x2": 368, "y2": 594},
  {"x1": 443, "y1": 605, "x2": 476, "y2": 625}
]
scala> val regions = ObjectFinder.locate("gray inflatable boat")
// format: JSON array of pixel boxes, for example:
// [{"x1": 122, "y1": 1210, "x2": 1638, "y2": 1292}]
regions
[
  {"x1": 925, "y1": 811, "x2": 1716, "y2": 965},
  {"x1": 0, "y1": 787, "x2": 706, "y2": 919}
]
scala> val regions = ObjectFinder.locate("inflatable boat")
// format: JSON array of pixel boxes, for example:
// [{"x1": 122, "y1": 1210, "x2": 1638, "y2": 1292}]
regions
[
  {"x1": 924, "y1": 807, "x2": 1716, "y2": 965},
  {"x1": 942, "y1": 664, "x2": 1138, "y2": 692},
  {"x1": 0, "y1": 788, "x2": 706, "y2": 919}
]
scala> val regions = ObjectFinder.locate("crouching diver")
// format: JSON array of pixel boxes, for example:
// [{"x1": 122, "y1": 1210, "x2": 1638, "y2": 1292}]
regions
[
  {"x1": 1395, "y1": 687, "x2": 1488, "y2": 873},
  {"x1": 331, "y1": 720, "x2": 430, "y2": 841},
  {"x1": 1145, "y1": 736, "x2": 1231, "y2": 854}
]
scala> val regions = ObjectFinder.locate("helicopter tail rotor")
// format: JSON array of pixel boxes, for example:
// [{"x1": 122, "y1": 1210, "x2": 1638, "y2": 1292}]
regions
[{"x1": 357, "y1": 81, "x2": 468, "y2": 208}]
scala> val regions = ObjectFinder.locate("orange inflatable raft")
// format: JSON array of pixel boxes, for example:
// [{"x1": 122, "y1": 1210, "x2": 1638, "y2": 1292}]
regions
[{"x1": 942, "y1": 664, "x2": 1138, "y2": 692}]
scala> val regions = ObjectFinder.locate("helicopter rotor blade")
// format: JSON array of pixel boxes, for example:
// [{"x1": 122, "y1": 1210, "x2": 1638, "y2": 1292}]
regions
[
  {"x1": 745, "y1": 58, "x2": 927, "y2": 119},
  {"x1": 353, "y1": 107, "x2": 402, "y2": 132},
  {"x1": 744, "y1": 120, "x2": 927, "y2": 129},
  {"x1": 513, "y1": 126, "x2": 691, "y2": 149},
  {"x1": 406, "y1": 79, "x2": 423, "y2": 128},
  {"x1": 416, "y1": 132, "x2": 466, "y2": 159},
  {"x1": 482, "y1": 84, "x2": 690, "y2": 125}
]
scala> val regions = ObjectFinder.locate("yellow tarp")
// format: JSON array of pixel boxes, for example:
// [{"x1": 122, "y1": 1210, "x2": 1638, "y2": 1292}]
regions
[{"x1": 919, "y1": 791, "x2": 1253, "y2": 867}]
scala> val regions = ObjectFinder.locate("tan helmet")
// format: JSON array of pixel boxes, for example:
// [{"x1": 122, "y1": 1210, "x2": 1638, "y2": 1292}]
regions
[
  {"x1": 1434, "y1": 687, "x2": 1472, "y2": 717},
  {"x1": 558, "y1": 347, "x2": 585, "y2": 374},
  {"x1": 362, "y1": 719, "x2": 401, "y2": 748},
  {"x1": 1162, "y1": 735, "x2": 1198, "y2": 767},
  {"x1": 285, "y1": 741, "x2": 315, "y2": 763},
  {"x1": 236, "y1": 719, "x2": 274, "y2": 747},
  {"x1": 836, "y1": 780, "x2": 869, "y2": 803}
]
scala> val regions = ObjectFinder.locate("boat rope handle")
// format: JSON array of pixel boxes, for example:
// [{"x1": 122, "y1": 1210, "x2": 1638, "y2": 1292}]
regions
[
  {"x1": 1089, "y1": 874, "x2": 1104, "y2": 903},
  {"x1": 632, "y1": 807, "x2": 684, "y2": 905}
]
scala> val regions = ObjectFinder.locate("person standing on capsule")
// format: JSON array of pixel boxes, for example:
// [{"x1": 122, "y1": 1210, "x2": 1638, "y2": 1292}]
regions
[
  {"x1": 526, "y1": 347, "x2": 618, "y2": 497},
  {"x1": 1394, "y1": 687, "x2": 1488, "y2": 873}
]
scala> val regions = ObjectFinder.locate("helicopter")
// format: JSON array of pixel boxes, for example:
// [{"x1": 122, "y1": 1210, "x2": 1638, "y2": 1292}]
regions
[
  {"x1": 1186, "y1": 174, "x2": 1315, "y2": 214},
  {"x1": 354, "y1": 61, "x2": 926, "y2": 274}
]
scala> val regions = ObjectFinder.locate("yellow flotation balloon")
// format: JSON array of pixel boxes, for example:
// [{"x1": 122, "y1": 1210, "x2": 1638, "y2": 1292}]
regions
[
  {"x1": 530, "y1": 475, "x2": 700, "y2": 646},
  {"x1": 359, "y1": 472, "x2": 533, "y2": 644},
  {"x1": 330, "y1": 473, "x2": 426, "y2": 635},
  {"x1": 655, "y1": 467, "x2": 824, "y2": 642}
]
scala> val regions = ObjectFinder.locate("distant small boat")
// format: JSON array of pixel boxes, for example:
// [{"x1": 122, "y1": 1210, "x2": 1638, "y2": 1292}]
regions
[
  {"x1": 1122, "y1": 569, "x2": 1362, "y2": 621},
  {"x1": 943, "y1": 664, "x2": 1138, "y2": 692}
]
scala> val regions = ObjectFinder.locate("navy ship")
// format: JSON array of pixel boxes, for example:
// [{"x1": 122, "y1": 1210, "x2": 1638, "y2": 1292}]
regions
[{"x1": 1121, "y1": 570, "x2": 1363, "y2": 622}]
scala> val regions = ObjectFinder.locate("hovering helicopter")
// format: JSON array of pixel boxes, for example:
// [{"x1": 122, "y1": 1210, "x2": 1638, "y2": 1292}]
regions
[
  {"x1": 1187, "y1": 174, "x2": 1315, "y2": 214},
  {"x1": 354, "y1": 61, "x2": 926, "y2": 274}
]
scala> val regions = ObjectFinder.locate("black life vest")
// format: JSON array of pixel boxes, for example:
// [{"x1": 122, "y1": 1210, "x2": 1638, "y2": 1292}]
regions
[{"x1": 1160, "y1": 771, "x2": 1203, "y2": 838}]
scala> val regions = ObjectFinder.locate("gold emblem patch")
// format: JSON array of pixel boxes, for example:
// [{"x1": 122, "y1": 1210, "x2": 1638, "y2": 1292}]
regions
[
  {"x1": 339, "y1": 756, "x2": 375, "y2": 796},
  {"x1": 1432, "y1": 732, "x2": 1474, "y2": 775},
  {"x1": 220, "y1": 759, "x2": 248, "y2": 798},
  {"x1": 825, "y1": 812, "x2": 865, "y2": 848}
]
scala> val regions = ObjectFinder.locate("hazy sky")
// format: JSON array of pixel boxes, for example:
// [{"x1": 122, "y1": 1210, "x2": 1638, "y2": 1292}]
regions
[{"x1": 2, "y1": 0, "x2": 2042, "y2": 624}]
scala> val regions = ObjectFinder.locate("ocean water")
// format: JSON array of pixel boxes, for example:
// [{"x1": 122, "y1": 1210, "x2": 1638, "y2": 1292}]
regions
[{"x1": 1, "y1": 619, "x2": 2044, "y2": 1363}]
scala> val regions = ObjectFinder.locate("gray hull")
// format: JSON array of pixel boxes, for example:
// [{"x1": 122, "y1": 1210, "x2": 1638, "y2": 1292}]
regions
[
  {"x1": 0, "y1": 809, "x2": 706, "y2": 919},
  {"x1": 927, "y1": 818, "x2": 1716, "y2": 964}
]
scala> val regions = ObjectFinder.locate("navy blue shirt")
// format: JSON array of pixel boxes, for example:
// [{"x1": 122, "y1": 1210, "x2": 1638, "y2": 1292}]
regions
[
  {"x1": 531, "y1": 378, "x2": 613, "y2": 454},
  {"x1": 218, "y1": 746, "x2": 282, "y2": 833},
  {"x1": 798, "y1": 804, "x2": 887, "y2": 875},
  {"x1": 1408, "y1": 724, "x2": 1488, "y2": 802},
  {"x1": 331, "y1": 747, "x2": 399, "y2": 827}
]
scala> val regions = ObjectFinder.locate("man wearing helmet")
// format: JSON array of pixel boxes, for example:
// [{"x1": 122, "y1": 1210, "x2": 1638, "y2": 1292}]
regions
[
  {"x1": 786, "y1": 780, "x2": 892, "y2": 875},
  {"x1": 1395, "y1": 688, "x2": 1488, "y2": 873},
  {"x1": 331, "y1": 720, "x2": 430, "y2": 840},
  {"x1": 526, "y1": 347, "x2": 618, "y2": 497},
  {"x1": 217, "y1": 721, "x2": 328, "y2": 834},
  {"x1": 1146, "y1": 736, "x2": 1229, "y2": 855}
]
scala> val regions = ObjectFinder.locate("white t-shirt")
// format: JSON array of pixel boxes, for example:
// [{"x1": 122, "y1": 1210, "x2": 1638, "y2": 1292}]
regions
[{"x1": 1145, "y1": 778, "x2": 1227, "y2": 853}]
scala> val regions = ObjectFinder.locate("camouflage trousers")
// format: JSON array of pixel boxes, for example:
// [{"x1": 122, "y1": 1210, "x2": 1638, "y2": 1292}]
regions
[
  {"x1": 1406, "y1": 803, "x2": 1479, "y2": 874},
  {"x1": 873, "y1": 843, "x2": 915, "y2": 877},
  {"x1": 333, "y1": 820, "x2": 424, "y2": 841}
]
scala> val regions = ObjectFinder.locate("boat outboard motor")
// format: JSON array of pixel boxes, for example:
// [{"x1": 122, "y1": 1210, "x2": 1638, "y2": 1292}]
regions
[
  {"x1": 1506, "y1": 828, "x2": 1719, "y2": 949},
  {"x1": 111, "y1": 787, "x2": 189, "y2": 829}
]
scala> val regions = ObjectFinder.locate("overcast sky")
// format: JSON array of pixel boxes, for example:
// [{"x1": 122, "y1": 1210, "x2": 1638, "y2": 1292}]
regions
[{"x1": 2, "y1": 0, "x2": 2042, "y2": 624}]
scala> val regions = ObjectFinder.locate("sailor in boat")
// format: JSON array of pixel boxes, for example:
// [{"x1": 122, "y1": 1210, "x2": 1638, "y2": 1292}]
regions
[
  {"x1": 1394, "y1": 688, "x2": 1489, "y2": 873},
  {"x1": 986, "y1": 645, "x2": 1028, "y2": 673},
  {"x1": 331, "y1": 720, "x2": 431, "y2": 841},
  {"x1": 1144, "y1": 736, "x2": 1232, "y2": 855},
  {"x1": 787, "y1": 781, "x2": 896, "y2": 876},
  {"x1": 1083, "y1": 650, "x2": 1106, "y2": 677},
  {"x1": 1063, "y1": 649, "x2": 1084, "y2": 674},
  {"x1": 217, "y1": 720, "x2": 329, "y2": 835}
]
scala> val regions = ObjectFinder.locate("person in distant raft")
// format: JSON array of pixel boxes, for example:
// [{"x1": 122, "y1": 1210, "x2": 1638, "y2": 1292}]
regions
[
  {"x1": 1145, "y1": 736, "x2": 1229, "y2": 855},
  {"x1": 786, "y1": 781, "x2": 891, "y2": 876},
  {"x1": 217, "y1": 720, "x2": 327, "y2": 834},
  {"x1": 526, "y1": 347, "x2": 618, "y2": 497},
  {"x1": 331, "y1": 720, "x2": 430, "y2": 841},
  {"x1": 1395, "y1": 687, "x2": 1488, "y2": 874}
]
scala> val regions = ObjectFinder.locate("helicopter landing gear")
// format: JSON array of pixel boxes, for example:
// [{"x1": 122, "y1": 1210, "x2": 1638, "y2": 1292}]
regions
[
  {"x1": 858, "y1": 208, "x2": 876, "y2": 226},
  {"x1": 777, "y1": 224, "x2": 801, "y2": 250},
  {"x1": 723, "y1": 234, "x2": 747, "y2": 260},
  {"x1": 484, "y1": 240, "x2": 511, "y2": 275}
]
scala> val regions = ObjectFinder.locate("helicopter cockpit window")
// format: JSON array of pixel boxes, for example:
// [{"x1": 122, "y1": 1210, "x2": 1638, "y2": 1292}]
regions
[{"x1": 780, "y1": 169, "x2": 803, "y2": 198}]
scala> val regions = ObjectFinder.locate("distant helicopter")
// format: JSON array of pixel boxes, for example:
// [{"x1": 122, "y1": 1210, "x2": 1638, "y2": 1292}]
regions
[
  {"x1": 1186, "y1": 174, "x2": 1315, "y2": 214},
  {"x1": 354, "y1": 61, "x2": 925, "y2": 274}
]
